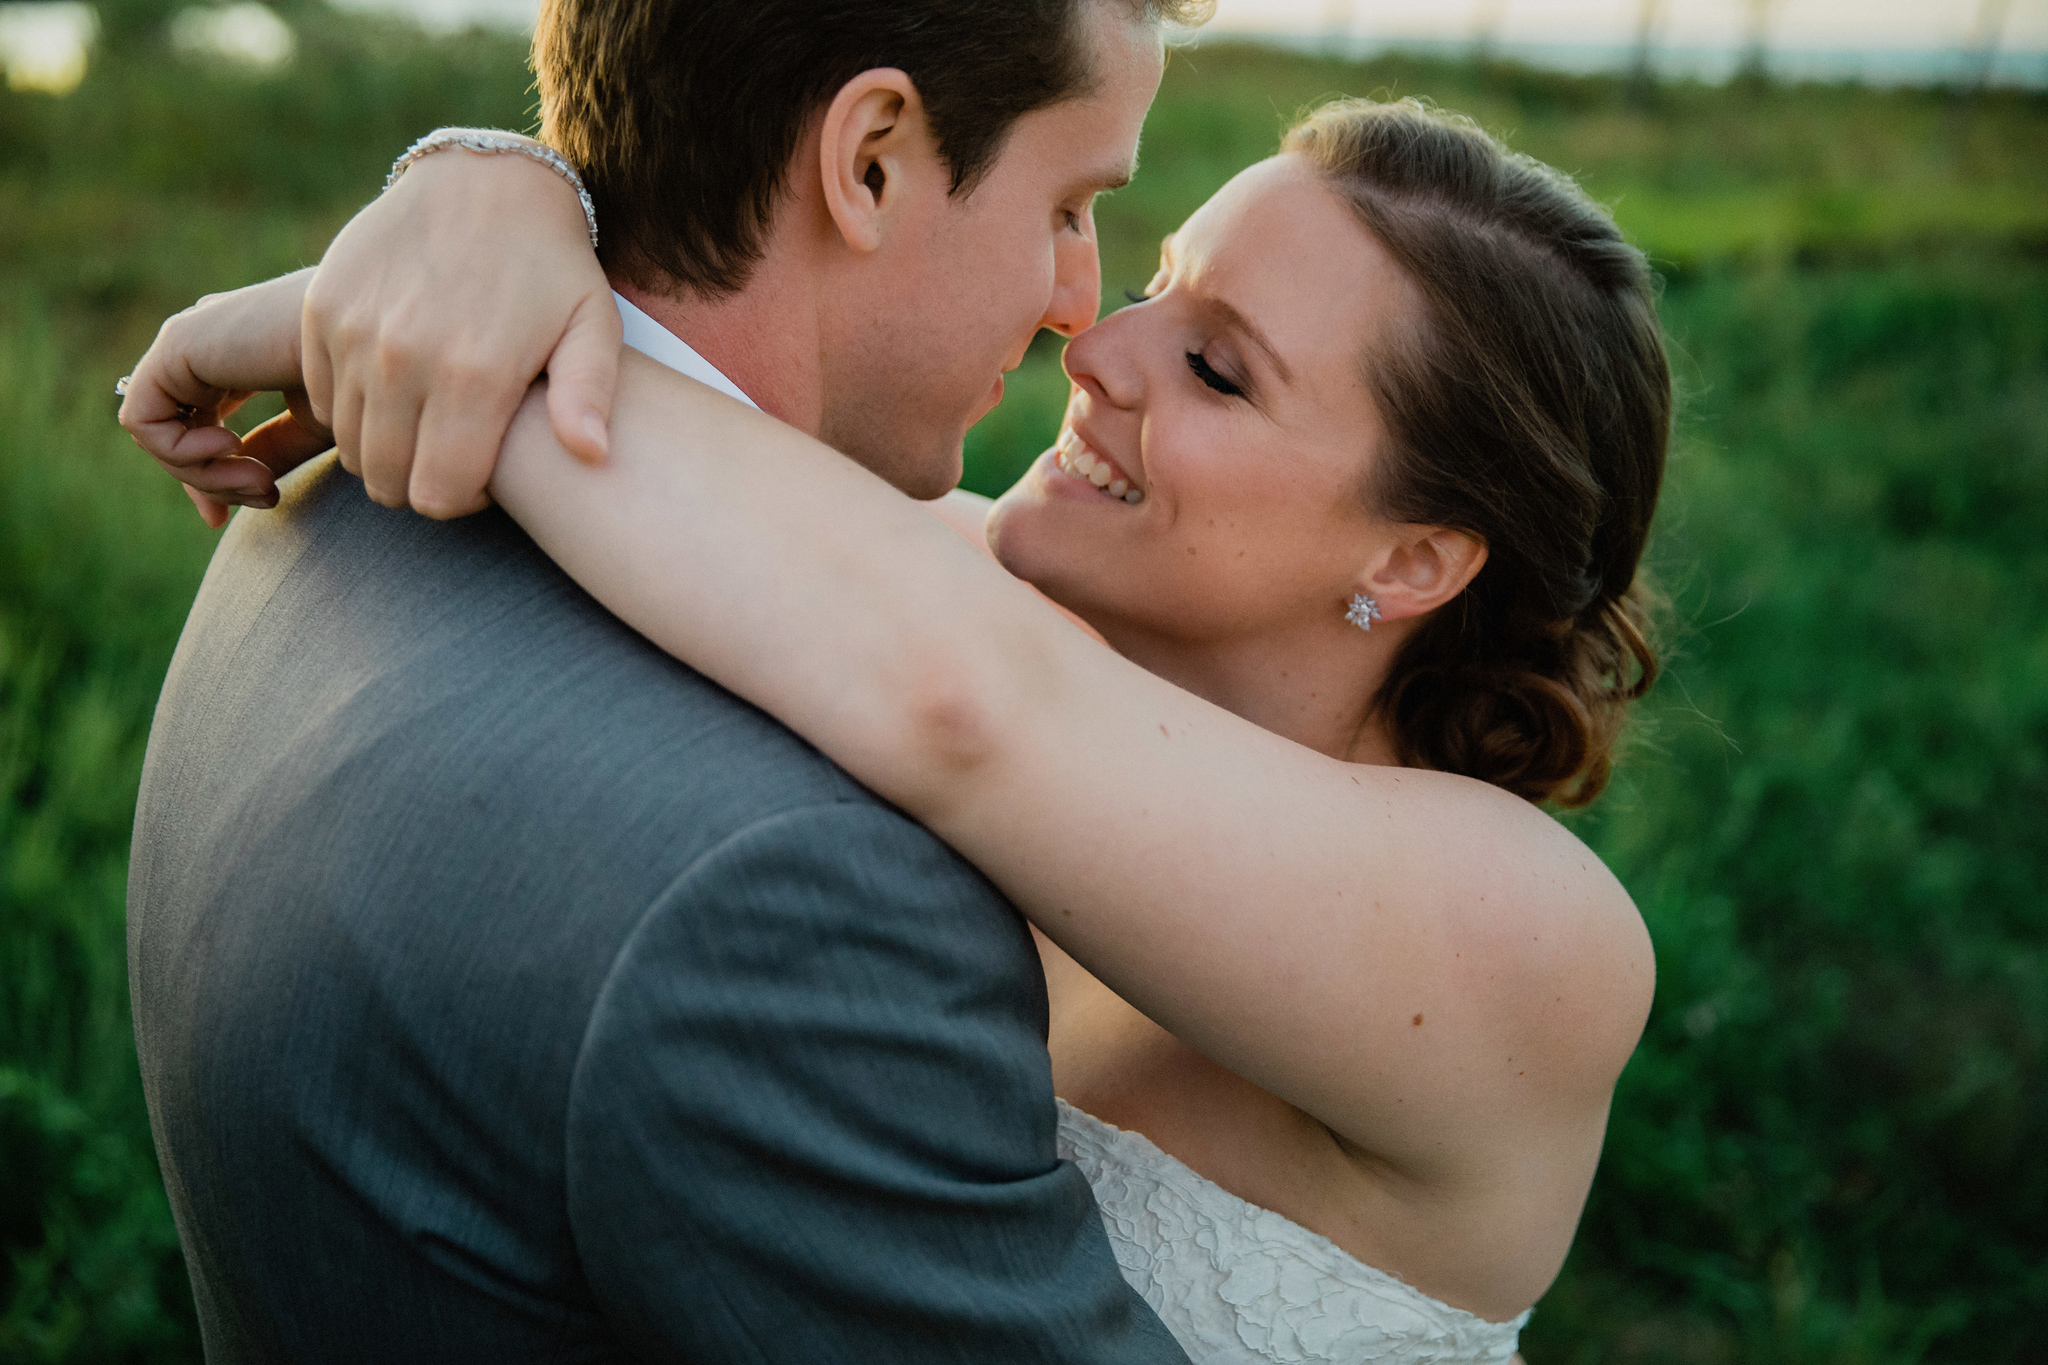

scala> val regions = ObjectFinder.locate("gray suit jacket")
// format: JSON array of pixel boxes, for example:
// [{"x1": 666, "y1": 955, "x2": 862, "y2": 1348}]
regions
[{"x1": 128, "y1": 454, "x2": 1186, "y2": 1364}]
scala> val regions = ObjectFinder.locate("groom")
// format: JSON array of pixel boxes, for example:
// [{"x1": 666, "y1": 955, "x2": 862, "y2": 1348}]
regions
[{"x1": 123, "y1": 0, "x2": 1194, "y2": 1360}]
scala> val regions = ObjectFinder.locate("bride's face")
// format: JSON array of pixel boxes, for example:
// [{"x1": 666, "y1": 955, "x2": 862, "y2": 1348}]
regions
[{"x1": 987, "y1": 154, "x2": 1426, "y2": 656}]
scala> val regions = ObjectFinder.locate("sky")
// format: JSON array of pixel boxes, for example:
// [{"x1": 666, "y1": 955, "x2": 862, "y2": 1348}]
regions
[
  {"x1": 341, "y1": 0, "x2": 2043, "y2": 54},
  {"x1": 1208, "y1": 0, "x2": 2047, "y2": 54},
  {"x1": 3, "y1": 0, "x2": 2043, "y2": 97}
]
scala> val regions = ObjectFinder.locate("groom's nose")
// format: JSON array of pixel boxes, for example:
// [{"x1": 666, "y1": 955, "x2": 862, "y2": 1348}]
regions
[{"x1": 1039, "y1": 208, "x2": 1103, "y2": 339}]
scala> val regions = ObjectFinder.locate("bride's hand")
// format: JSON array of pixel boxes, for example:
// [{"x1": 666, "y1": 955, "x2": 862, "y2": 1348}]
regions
[
  {"x1": 118, "y1": 268, "x2": 334, "y2": 529},
  {"x1": 300, "y1": 135, "x2": 622, "y2": 519}
]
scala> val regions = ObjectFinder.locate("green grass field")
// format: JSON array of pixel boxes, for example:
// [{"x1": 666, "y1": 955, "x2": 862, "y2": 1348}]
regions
[{"x1": 3, "y1": 10, "x2": 2043, "y2": 1360}]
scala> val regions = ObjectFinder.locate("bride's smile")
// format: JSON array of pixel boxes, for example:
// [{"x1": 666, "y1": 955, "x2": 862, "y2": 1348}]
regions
[{"x1": 1048, "y1": 428, "x2": 1144, "y2": 502}]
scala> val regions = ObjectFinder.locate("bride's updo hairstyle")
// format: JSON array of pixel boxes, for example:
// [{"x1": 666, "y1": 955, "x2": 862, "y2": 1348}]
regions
[{"x1": 1285, "y1": 99, "x2": 1668, "y2": 807}]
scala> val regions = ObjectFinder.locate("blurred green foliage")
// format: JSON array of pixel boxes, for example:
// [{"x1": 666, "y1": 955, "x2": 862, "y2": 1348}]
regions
[
  {"x1": 1544, "y1": 261, "x2": 2048, "y2": 1364},
  {"x1": 1, "y1": 10, "x2": 2043, "y2": 1361}
]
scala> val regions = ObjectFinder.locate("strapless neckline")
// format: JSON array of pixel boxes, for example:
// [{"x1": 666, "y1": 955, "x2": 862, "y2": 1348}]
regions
[{"x1": 1056, "y1": 1099, "x2": 1528, "y2": 1363}]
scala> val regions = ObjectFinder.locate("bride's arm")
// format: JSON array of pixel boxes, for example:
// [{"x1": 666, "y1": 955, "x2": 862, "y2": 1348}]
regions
[{"x1": 493, "y1": 350, "x2": 1655, "y2": 1169}]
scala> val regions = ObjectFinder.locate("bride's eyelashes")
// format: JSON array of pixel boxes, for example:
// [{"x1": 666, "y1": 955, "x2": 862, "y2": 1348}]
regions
[
  {"x1": 1186, "y1": 351, "x2": 1244, "y2": 398},
  {"x1": 1116, "y1": 285, "x2": 1242, "y2": 398}
]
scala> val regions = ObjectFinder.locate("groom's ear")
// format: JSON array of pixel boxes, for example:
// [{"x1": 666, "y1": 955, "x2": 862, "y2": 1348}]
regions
[{"x1": 817, "y1": 69, "x2": 936, "y2": 255}]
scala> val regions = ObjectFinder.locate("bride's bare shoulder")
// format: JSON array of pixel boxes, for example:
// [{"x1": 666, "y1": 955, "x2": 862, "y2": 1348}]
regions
[{"x1": 1409, "y1": 767, "x2": 1656, "y2": 1096}]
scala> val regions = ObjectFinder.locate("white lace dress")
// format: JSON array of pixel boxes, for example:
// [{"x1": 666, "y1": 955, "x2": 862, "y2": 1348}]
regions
[{"x1": 1058, "y1": 1100, "x2": 1529, "y2": 1364}]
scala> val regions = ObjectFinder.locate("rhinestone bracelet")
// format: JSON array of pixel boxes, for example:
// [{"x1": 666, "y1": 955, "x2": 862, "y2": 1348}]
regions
[{"x1": 386, "y1": 128, "x2": 599, "y2": 251}]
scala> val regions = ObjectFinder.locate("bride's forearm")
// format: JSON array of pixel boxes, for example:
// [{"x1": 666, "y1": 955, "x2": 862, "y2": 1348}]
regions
[{"x1": 490, "y1": 349, "x2": 1078, "y2": 824}]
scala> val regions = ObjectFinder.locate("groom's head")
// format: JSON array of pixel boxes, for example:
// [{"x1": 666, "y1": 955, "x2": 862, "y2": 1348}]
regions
[{"x1": 536, "y1": 0, "x2": 1188, "y2": 496}]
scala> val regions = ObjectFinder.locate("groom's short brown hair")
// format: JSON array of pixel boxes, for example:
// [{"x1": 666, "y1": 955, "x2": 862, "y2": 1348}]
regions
[{"x1": 536, "y1": 0, "x2": 1202, "y2": 298}]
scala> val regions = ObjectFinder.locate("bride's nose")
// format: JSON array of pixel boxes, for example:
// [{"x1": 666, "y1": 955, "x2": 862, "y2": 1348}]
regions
[{"x1": 1061, "y1": 303, "x2": 1144, "y2": 412}]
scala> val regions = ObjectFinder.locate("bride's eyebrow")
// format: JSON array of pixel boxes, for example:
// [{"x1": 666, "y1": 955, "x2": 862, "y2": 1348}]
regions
[
  {"x1": 1157, "y1": 234, "x2": 1293, "y2": 386},
  {"x1": 1205, "y1": 297, "x2": 1293, "y2": 386}
]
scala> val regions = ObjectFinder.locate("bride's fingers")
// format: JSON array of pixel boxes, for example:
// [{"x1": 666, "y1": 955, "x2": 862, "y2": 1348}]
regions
[
  {"x1": 355, "y1": 379, "x2": 427, "y2": 509},
  {"x1": 409, "y1": 383, "x2": 518, "y2": 519},
  {"x1": 169, "y1": 454, "x2": 280, "y2": 515},
  {"x1": 115, "y1": 273, "x2": 315, "y2": 527},
  {"x1": 120, "y1": 344, "x2": 281, "y2": 528},
  {"x1": 542, "y1": 291, "x2": 623, "y2": 466},
  {"x1": 117, "y1": 354, "x2": 243, "y2": 468},
  {"x1": 168, "y1": 398, "x2": 334, "y2": 526},
  {"x1": 126, "y1": 412, "x2": 245, "y2": 469},
  {"x1": 180, "y1": 381, "x2": 323, "y2": 499},
  {"x1": 329, "y1": 375, "x2": 368, "y2": 482},
  {"x1": 184, "y1": 484, "x2": 233, "y2": 531},
  {"x1": 284, "y1": 387, "x2": 335, "y2": 451},
  {"x1": 300, "y1": 280, "x2": 342, "y2": 434},
  {"x1": 239, "y1": 404, "x2": 334, "y2": 484}
]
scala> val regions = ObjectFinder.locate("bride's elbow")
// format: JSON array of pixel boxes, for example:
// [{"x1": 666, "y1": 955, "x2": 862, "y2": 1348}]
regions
[
  {"x1": 882, "y1": 630, "x2": 1046, "y2": 816},
  {"x1": 899, "y1": 652, "x2": 1006, "y2": 776}
]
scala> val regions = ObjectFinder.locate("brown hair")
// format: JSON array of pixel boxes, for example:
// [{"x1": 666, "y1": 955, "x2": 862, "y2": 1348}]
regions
[
  {"x1": 1284, "y1": 99, "x2": 1669, "y2": 807},
  {"x1": 536, "y1": 0, "x2": 1209, "y2": 298}
]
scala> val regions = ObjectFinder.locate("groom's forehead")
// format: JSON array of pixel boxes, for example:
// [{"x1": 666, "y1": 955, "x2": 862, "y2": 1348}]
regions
[
  {"x1": 996, "y1": 9, "x2": 1160, "y2": 194},
  {"x1": 536, "y1": 0, "x2": 1170, "y2": 299}
]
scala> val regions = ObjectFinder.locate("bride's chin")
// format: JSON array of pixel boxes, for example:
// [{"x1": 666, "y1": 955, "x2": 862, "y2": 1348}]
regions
[
  {"x1": 985, "y1": 520, "x2": 1113, "y2": 640},
  {"x1": 988, "y1": 463, "x2": 1072, "y2": 577},
  {"x1": 984, "y1": 492, "x2": 1038, "y2": 581}
]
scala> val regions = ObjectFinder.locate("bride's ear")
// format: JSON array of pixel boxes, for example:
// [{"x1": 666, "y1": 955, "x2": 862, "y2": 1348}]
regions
[
  {"x1": 817, "y1": 69, "x2": 930, "y2": 255},
  {"x1": 1356, "y1": 527, "x2": 1488, "y2": 624}
]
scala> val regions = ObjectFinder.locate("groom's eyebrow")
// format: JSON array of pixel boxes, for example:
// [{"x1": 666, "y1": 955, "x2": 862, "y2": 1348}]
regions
[{"x1": 1071, "y1": 158, "x2": 1136, "y2": 196}]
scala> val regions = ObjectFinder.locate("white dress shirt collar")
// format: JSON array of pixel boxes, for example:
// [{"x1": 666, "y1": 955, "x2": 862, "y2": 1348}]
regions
[{"x1": 614, "y1": 290, "x2": 760, "y2": 411}]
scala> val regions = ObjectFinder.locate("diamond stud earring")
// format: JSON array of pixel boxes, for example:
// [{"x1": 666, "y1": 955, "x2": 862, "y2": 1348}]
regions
[{"x1": 1345, "y1": 593, "x2": 1382, "y2": 632}]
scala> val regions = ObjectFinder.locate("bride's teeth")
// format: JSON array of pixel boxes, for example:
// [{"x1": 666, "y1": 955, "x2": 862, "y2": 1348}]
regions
[{"x1": 1053, "y1": 432, "x2": 1144, "y2": 503}]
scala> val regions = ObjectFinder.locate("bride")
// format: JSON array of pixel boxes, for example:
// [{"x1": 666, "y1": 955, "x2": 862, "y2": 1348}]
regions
[{"x1": 127, "y1": 98, "x2": 1666, "y2": 1362}]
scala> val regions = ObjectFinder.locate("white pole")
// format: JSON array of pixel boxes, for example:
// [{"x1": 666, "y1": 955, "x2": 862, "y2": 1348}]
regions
[
  {"x1": 1965, "y1": 0, "x2": 2016, "y2": 90},
  {"x1": 1322, "y1": 0, "x2": 1356, "y2": 48},
  {"x1": 1471, "y1": 0, "x2": 1509, "y2": 60},
  {"x1": 1737, "y1": 0, "x2": 1779, "y2": 83},
  {"x1": 1628, "y1": 0, "x2": 1666, "y2": 93}
]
